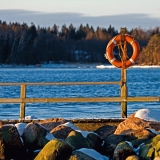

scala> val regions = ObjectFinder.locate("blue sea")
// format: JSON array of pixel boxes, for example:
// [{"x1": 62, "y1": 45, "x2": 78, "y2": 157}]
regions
[{"x1": 0, "y1": 65, "x2": 160, "y2": 120}]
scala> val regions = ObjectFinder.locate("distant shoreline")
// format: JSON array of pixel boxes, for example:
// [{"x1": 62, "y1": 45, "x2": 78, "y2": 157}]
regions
[{"x1": 0, "y1": 63, "x2": 160, "y2": 69}]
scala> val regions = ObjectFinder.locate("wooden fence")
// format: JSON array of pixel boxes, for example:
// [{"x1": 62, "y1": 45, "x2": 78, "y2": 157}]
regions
[{"x1": 0, "y1": 68, "x2": 159, "y2": 120}]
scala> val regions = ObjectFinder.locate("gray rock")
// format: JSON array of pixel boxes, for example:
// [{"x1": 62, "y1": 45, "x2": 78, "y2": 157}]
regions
[
  {"x1": 94, "y1": 125, "x2": 117, "y2": 139},
  {"x1": 139, "y1": 143, "x2": 154, "y2": 160},
  {"x1": 104, "y1": 134, "x2": 136, "y2": 158},
  {"x1": 51, "y1": 124, "x2": 74, "y2": 139},
  {"x1": 65, "y1": 130, "x2": 90, "y2": 150},
  {"x1": 0, "y1": 124, "x2": 26, "y2": 159},
  {"x1": 86, "y1": 132, "x2": 103, "y2": 151},
  {"x1": 22, "y1": 122, "x2": 54, "y2": 151},
  {"x1": 139, "y1": 134, "x2": 160, "y2": 160},
  {"x1": 113, "y1": 141, "x2": 136, "y2": 160}
]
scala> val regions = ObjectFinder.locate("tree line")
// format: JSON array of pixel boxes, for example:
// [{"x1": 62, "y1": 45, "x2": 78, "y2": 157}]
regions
[{"x1": 0, "y1": 20, "x2": 160, "y2": 65}]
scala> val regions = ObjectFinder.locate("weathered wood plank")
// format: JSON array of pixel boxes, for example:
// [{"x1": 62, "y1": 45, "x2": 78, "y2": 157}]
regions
[
  {"x1": 0, "y1": 96, "x2": 159, "y2": 103},
  {"x1": 0, "y1": 81, "x2": 120, "y2": 86},
  {"x1": 20, "y1": 85, "x2": 26, "y2": 119}
]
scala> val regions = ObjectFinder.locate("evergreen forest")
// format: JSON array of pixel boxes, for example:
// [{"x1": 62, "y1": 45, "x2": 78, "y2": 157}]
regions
[{"x1": 0, "y1": 20, "x2": 160, "y2": 65}]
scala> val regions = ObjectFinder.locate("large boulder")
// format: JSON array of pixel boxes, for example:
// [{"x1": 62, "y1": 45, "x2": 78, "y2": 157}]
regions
[
  {"x1": 22, "y1": 122, "x2": 54, "y2": 151},
  {"x1": 65, "y1": 130, "x2": 90, "y2": 150},
  {"x1": 115, "y1": 113, "x2": 148, "y2": 134},
  {"x1": 114, "y1": 112, "x2": 160, "y2": 139},
  {"x1": 113, "y1": 141, "x2": 136, "y2": 160},
  {"x1": 94, "y1": 125, "x2": 117, "y2": 139},
  {"x1": 103, "y1": 134, "x2": 136, "y2": 158},
  {"x1": 51, "y1": 124, "x2": 74, "y2": 139},
  {"x1": 119, "y1": 128, "x2": 156, "y2": 139},
  {"x1": 39, "y1": 118, "x2": 70, "y2": 131},
  {"x1": 130, "y1": 137, "x2": 153, "y2": 149},
  {"x1": 86, "y1": 132, "x2": 103, "y2": 151},
  {"x1": 50, "y1": 122, "x2": 79, "y2": 139},
  {"x1": 139, "y1": 134, "x2": 160, "y2": 160},
  {"x1": 34, "y1": 138, "x2": 72, "y2": 160},
  {"x1": 139, "y1": 143, "x2": 154, "y2": 160},
  {"x1": 0, "y1": 124, "x2": 26, "y2": 159},
  {"x1": 65, "y1": 130, "x2": 102, "y2": 151}
]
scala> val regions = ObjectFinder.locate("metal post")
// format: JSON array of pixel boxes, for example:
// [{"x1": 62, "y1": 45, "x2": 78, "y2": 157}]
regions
[
  {"x1": 20, "y1": 84, "x2": 26, "y2": 119},
  {"x1": 120, "y1": 68, "x2": 128, "y2": 118}
]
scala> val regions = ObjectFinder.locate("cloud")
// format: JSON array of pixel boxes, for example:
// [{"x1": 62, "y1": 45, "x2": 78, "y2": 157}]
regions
[{"x1": 0, "y1": 9, "x2": 160, "y2": 30}]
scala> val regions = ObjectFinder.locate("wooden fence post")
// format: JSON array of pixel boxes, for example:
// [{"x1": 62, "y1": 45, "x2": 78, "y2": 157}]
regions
[
  {"x1": 20, "y1": 84, "x2": 26, "y2": 119},
  {"x1": 121, "y1": 68, "x2": 128, "y2": 118}
]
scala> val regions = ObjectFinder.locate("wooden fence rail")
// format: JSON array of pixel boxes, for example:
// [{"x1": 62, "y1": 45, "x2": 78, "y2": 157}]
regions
[{"x1": 0, "y1": 82, "x2": 121, "y2": 86}]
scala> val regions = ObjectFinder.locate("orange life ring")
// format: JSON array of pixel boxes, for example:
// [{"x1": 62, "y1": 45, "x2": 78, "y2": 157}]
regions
[{"x1": 106, "y1": 34, "x2": 140, "y2": 68}]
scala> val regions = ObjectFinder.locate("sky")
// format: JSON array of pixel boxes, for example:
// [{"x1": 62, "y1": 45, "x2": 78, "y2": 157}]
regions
[{"x1": 0, "y1": 0, "x2": 160, "y2": 31}]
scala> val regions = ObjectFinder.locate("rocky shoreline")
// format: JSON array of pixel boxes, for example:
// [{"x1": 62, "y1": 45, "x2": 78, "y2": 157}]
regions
[{"x1": 0, "y1": 109, "x2": 160, "y2": 160}]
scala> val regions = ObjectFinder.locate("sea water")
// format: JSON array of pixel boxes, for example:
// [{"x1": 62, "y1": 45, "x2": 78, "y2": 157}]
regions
[{"x1": 0, "y1": 66, "x2": 159, "y2": 119}]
